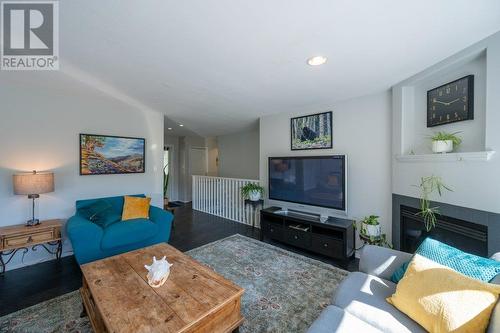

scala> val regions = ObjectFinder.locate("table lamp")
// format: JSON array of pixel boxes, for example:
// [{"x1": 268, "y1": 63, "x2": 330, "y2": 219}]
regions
[{"x1": 13, "y1": 170, "x2": 55, "y2": 226}]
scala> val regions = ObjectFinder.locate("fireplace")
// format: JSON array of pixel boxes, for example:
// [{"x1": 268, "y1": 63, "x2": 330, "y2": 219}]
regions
[
  {"x1": 400, "y1": 205, "x2": 488, "y2": 256},
  {"x1": 392, "y1": 194, "x2": 500, "y2": 256}
]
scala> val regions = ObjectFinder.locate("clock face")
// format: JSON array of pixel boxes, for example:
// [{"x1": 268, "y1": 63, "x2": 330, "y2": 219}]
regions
[{"x1": 427, "y1": 75, "x2": 474, "y2": 127}]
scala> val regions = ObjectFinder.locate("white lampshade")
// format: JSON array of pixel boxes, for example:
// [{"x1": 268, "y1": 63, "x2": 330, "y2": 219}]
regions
[{"x1": 13, "y1": 171, "x2": 55, "y2": 195}]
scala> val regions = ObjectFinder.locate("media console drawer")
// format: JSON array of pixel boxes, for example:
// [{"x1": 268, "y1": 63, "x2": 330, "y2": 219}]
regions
[
  {"x1": 262, "y1": 222, "x2": 284, "y2": 241},
  {"x1": 285, "y1": 228, "x2": 311, "y2": 248},
  {"x1": 311, "y1": 234, "x2": 343, "y2": 258}
]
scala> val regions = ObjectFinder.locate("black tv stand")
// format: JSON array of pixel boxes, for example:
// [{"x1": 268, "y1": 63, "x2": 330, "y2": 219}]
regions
[{"x1": 260, "y1": 207, "x2": 355, "y2": 265}]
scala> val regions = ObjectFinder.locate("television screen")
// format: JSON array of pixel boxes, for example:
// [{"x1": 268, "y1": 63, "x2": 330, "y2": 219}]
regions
[{"x1": 268, "y1": 155, "x2": 346, "y2": 211}]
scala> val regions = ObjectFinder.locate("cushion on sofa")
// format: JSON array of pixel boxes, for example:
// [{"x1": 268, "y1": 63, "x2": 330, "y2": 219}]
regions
[
  {"x1": 122, "y1": 196, "x2": 151, "y2": 221},
  {"x1": 307, "y1": 305, "x2": 382, "y2": 333},
  {"x1": 77, "y1": 200, "x2": 121, "y2": 228},
  {"x1": 387, "y1": 254, "x2": 500, "y2": 333},
  {"x1": 488, "y1": 256, "x2": 500, "y2": 333},
  {"x1": 332, "y1": 271, "x2": 425, "y2": 333},
  {"x1": 101, "y1": 218, "x2": 158, "y2": 250},
  {"x1": 489, "y1": 295, "x2": 500, "y2": 333},
  {"x1": 392, "y1": 238, "x2": 500, "y2": 283}
]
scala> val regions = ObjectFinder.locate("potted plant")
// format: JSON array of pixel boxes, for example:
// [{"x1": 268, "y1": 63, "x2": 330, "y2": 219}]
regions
[
  {"x1": 241, "y1": 183, "x2": 265, "y2": 201},
  {"x1": 430, "y1": 131, "x2": 462, "y2": 153},
  {"x1": 360, "y1": 215, "x2": 381, "y2": 237},
  {"x1": 414, "y1": 175, "x2": 452, "y2": 231},
  {"x1": 354, "y1": 217, "x2": 392, "y2": 248},
  {"x1": 163, "y1": 164, "x2": 169, "y2": 207}
]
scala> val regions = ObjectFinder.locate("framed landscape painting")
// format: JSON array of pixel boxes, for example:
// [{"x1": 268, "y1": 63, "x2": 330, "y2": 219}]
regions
[
  {"x1": 80, "y1": 134, "x2": 145, "y2": 175},
  {"x1": 291, "y1": 111, "x2": 332, "y2": 150}
]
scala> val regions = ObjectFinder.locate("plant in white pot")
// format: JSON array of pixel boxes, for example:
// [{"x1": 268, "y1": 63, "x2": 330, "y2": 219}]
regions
[
  {"x1": 430, "y1": 131, "x2": 462, "y2": 154},
  {"x1": 241, "y1": 183, "x2": 265, "y2": 201},
  {"x1": 360, "y1": 215, "x2": 381, "y2": 237}
]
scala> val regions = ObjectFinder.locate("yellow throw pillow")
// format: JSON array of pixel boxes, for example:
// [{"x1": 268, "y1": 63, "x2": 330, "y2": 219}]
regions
[
  {"x1": 387, "y1": 254, "x2": 500, "y2": 333},
  {"x1": 122, "y1": 196, "x2": 151, "y2": 221}
]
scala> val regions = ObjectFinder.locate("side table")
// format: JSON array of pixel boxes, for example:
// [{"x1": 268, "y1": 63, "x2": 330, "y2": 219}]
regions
[
  {"x1": 357, "y1": 232, "x2": 392, "y2": 250},
  {"x1": 0, "y1": 219, "x2": 63, "y2": 274},
  {"x1": 244, "y1": 199, "x2": 264, "y2": 230}
]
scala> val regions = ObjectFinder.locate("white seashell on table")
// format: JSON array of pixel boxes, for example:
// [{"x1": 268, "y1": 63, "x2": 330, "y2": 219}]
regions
[{"x1": 144, "y1": 256, "x2": 173, "y2": 288}]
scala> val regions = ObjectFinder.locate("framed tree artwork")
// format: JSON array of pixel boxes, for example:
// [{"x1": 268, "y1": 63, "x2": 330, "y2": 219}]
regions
[
  {"x1": 80, "y1": 134, "x2": 145, "y2": 175},
  {"x1": 291, "y1": 111, "x2": 332, "y2": 150}
]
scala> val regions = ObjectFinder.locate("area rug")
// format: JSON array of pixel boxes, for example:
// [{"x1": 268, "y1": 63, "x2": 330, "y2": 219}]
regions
[{"x1": 0, "y1": 234, "x2": 348, "y2": 333}]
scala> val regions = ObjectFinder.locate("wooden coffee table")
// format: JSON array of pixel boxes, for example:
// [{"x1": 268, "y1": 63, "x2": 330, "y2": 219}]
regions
[{"x1": 80, "y1": 243, "x2": 244, "y2": 333}]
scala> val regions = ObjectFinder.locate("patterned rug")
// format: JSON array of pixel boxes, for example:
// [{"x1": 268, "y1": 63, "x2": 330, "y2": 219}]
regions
[{"x1": 0, "y1": 234, "x2": 348, "y2": 333}]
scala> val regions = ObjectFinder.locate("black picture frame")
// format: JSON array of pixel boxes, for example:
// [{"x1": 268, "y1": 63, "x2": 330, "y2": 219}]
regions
[
  {"x1": 79, "y1": 133, "x2": 146, "y2": 175},
  {"x1": 427, "y1": 75, "x2": 474, "y2": 127},
  {"x1": 290, "y1": 111, "x2": 333, "y2": 150}
]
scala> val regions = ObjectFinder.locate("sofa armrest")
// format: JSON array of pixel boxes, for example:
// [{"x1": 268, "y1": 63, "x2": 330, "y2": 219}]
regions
[
  {"x1": 66, "y1": 215, "x2": 104, "y2": 264},
  {"x1": 149, "y1": 206, "x2": 174, "y2": 240},
  {"x1": 359, "y1": 245, "x2": 412, "y2": 281}
]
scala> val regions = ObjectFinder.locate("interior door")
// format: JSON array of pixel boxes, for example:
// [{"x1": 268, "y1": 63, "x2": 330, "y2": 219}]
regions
[{"x1": 190, "y1": 147, "x2": 208, "y2": 176}]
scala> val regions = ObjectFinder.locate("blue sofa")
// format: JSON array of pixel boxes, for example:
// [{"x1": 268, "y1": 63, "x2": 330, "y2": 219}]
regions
[{"x1": 66, "y1": 195, "x2": 173, "y2": 265}]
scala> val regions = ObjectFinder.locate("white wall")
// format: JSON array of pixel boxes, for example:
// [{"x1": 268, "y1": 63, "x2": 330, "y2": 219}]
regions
[
  {"x1": 0, "y1": 74, "x2": 164, "y2": 271},
  {"x1": 392, "y1": 31, "x2": 500, "y2": 214},
  {"x1": 405, "y1": 52, "x2": 486, "y2": 154},
  {"x1": 218, "y1": 124, "x2": 260, "y2": 180},
  {"x1": 259, "y1": 91, "x2": 392, "y2": 245},
  {"x1": 177, "y1": 135, "x2": 206, "y2": 202}
]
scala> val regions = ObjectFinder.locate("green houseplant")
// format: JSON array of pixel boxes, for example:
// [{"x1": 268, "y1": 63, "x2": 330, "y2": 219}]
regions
[
  {"x1": 414, "y1": 176, "x2": 452, "y2": 231},
  {"x1": 430, "y1": 131, "x2": 462, "y2": 153},
  {"x1": 355, "y1": 216, "x2": 392, "y2": 248},
  {"x1": 241, "y1": 183, "x2": 265, "y2": 201},
  {"x1": 163, "y1": 164, "x2": 169, "y2": 205},
  {"x1": 360, "y1": 215, "x2": 381, "y2": 237}
]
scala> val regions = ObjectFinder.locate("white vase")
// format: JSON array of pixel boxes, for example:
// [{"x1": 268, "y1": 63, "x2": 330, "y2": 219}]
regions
[
  {"x1": 248, "y1": 190, "x2": 261, "y2": 201},
  {"x1": 363, "y1": 223, "x2": 381, "y2": 237},
  {"x1": 432, "y1": 140, "x2": 453, "y2": 154}
]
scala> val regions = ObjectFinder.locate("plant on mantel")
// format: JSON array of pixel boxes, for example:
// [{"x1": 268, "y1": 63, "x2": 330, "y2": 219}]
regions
[
  {"x1": 414, "y1": 175, "x2": 452, "y2": 231},
  {"x1": 430, "y1": 131, "x2": 462, "y2": 154}
]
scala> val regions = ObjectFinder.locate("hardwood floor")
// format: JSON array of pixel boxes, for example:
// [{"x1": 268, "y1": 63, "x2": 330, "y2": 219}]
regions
[{"x1": 0, "y1": 203, "x2": 357, "y2": 317}]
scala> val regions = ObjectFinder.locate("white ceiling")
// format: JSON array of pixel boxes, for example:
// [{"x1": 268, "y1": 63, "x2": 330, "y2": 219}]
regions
[
  {"x1": 164, "y1": 115, "x2": 203, "y2": 138},
  {"x1": 6, "y1": 1, "x2": 500, "y2": 136}
]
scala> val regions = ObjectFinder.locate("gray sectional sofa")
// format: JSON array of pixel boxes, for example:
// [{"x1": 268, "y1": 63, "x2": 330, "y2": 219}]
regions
[{"x1": 308, "y1": 245, "x2": 500, "y2": 333}]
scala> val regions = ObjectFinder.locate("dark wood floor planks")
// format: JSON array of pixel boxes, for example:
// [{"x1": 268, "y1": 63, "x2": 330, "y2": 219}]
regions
[{"x1": 0, "y1": 203, "x2": 357, "y2": 316}]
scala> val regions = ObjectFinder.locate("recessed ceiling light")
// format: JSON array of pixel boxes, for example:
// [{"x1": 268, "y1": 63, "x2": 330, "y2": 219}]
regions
[
  {"x1": 307, "y1": 56, "x2": 327, "y2": 66},
  {"x1": 179, "y1": 124, "x2": 184, "y2": 127},
  {"x1": 167, "y1": 127, "x2": 172, "y2": 130}
]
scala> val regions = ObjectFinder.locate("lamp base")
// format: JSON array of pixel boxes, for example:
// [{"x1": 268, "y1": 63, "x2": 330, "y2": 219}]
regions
[
  {"x1": 26, "y1": 194, "x2": 41, "y2": 227},
  {"x1": 26, "y1": 219, "x2": 40, "y2": 227}
]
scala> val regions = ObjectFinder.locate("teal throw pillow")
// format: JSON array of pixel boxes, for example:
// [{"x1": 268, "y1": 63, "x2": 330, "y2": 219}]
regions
[
  {"x1": 391, "y1": 261, "x2": 409, "y2": 283},
  {"x1": 77, "y1": 200, "x2": 121, "y2": 228},
  {"x1": 391, "y1": 237, "x2": 500, "y2": 283}
]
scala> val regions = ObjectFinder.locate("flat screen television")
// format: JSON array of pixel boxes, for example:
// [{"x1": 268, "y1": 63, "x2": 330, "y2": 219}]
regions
[{"x1": 268, "y1": 155, "x2": 346, "y2": 211}]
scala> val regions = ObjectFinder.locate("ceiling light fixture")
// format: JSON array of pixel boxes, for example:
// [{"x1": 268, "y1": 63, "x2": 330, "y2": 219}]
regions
[
  {"x1": 307, "y1": 56, "x2": 327, "y2": 66},
  {"x1": 167, "y1": 127, "x2": 172, "y2": 130},
  {"x1": 179, "y1": 124, "x2": 184, "y2": 127}
]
